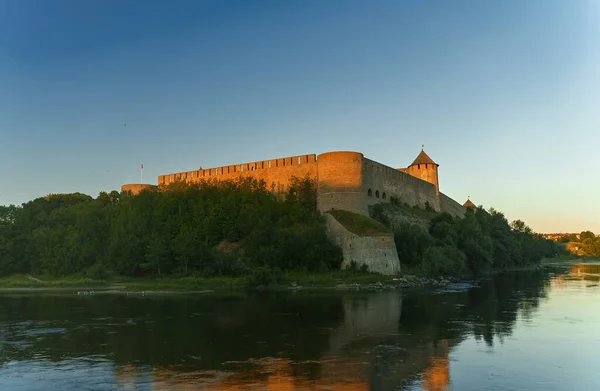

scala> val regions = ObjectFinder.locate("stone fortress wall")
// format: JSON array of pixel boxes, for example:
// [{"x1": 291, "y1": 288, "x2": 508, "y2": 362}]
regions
[
  {"x1": 325, "y1": 212, "x2": 400, "y2": 275},
  {"x1": 148, "y1": 150, "x2": 465, "y2": 219},
  {"x1": 157, "y1": 154, "x2": 318, "y2": 194},
  {"x1": 440, "y1": 193, "x2": 468, "y2": 217},
  {"x1": 358, "y1": 156, "x2": 441, "y2": 214},
  {"x1": 315, "y1": 151, "x2": 463, "y2": 217}
]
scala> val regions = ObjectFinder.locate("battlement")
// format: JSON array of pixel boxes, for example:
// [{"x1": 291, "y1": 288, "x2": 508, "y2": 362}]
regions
[
  {"x1": 134, "y1": 149, "x2": 464, "y2": 218},
  {"x1": 158, "y1": 154, "x2": 317, "y2": 186},
  {"x1": 157, "y1": 150, "x2": 440, "y2": 209}
]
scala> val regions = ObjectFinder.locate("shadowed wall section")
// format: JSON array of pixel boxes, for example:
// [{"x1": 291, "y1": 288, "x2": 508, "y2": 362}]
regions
[
  {"x1": 440, "y1": 193, "x2": 466, "y2": 217},
  {"x1": 325, "y1": 213, "x2": 401, "y2": 274},
  {"x1": 361, "y1": 158, "x2": 441, "y2": 212}
]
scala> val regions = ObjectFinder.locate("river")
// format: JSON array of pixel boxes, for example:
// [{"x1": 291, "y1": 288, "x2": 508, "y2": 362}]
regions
[{"x1": 0, "y1": 261, "x2": 599, "y2": 390}]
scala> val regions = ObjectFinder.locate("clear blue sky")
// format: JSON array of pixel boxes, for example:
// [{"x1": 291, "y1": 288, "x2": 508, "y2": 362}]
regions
[{"x1": 1, "y1": 0, "x2": 598, "y2": 233}]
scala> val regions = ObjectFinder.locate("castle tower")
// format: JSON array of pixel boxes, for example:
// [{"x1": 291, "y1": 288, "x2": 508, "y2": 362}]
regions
[
  {"x1": 463, "y1": 197, "x2": 477, "y2": 210},
  {"x1": 404, "y1": 146, "x2": 439, "y2": 195}
]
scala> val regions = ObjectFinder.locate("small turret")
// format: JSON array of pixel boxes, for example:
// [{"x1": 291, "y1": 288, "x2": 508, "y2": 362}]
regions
[
  {"x1": 463, "y1": 197, "x2": 477, "y2": 210},
  {"x1": 403, "y1": 145, "x2": 440, "y2": 194}
]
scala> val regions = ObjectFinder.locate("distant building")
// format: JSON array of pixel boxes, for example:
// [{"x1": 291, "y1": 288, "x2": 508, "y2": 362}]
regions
[{"x1": 541, "y1": 233, "x2": 580, "y2": 242}]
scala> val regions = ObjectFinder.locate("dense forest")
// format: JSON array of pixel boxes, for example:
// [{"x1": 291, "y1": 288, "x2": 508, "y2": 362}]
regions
[
  {"x1": 0, "y1": 177, "x2": 342, "y2": 279},
  {"x1": 0, "y1": 177, "x2": 561, "y2": 280},
  {"x1": 371, "y1": 199, "x2": 563, "y2": 276}
]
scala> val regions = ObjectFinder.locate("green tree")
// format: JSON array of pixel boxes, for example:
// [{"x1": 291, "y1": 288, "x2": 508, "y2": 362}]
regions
[
  {"x1": 144, "y1": 233, "x2": 171, "y2": 276},
  {"x1": 580, "y1": 231, "x2": 596, "y2": 241},
  {"x1": 510, "y1": 220, "x2": 532, "y2": 235}
]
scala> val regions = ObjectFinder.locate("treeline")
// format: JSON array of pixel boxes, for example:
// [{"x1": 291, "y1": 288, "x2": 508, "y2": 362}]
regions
[
  {"x1": 559, "y1": 231, "x2": 600, "y2": 256},
  {"x1": 0, "y1": 177, "x2": 342, "y2": 278},
  {"x1": 372, "y1": 201, "x2": 563, "y2": 276},
  {"x1": 0, "y1": 178, "x2": 564, "y2": 280}
]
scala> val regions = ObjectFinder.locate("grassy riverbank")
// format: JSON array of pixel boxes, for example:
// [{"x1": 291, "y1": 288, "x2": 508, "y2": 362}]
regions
[
  {"x1": 0, "y1": 270, "x2": 397, "y2": 292},
  {"x1": 5, "y1": 258, "x2": 590, "y2": 294},
  {"x1": 5, "y1": 257, "x2": 586, "y2": 293}
]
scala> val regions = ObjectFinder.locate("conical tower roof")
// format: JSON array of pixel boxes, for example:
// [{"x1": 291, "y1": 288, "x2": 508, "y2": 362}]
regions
[
  {"x1": 463, "y1": 198, "x2": 476, "y2": 208},
  {"x1": 409, "y1": 147, "x2": 438, "y2": 167}
]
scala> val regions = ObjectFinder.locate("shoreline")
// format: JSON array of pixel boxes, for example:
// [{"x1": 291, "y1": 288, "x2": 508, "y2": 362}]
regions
[
  {"x1": 0, "y1": 274, "x2": 464, "y2": 295},
  {"x1": 0, "y1": 274, "x2": 494, "y2": 295},
  {"x1": 0, "y1": 259, "x2": 587, "y2": 295}
]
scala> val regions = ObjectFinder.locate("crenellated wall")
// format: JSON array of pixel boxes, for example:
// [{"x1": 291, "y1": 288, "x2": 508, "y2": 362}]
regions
[
  {"x1": 157, "y1": 151, "x2": 464, "y2": 218},
  {"x1": 158, "y1": 154, "x2": 318, "y2": 193}
]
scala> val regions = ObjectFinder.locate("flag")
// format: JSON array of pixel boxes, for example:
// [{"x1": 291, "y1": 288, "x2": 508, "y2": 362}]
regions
[{"x1": 141, "y1": 163, "x2": 144, "y2": 169}]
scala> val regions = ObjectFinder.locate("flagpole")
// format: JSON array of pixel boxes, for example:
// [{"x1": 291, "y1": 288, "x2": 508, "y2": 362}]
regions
[{"x1": 140, "y1": 163, "x2": 144, "y2": 184}]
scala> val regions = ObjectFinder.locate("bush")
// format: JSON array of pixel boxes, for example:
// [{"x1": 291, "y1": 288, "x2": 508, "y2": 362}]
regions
[
  {"x1": 394, "y1": 223, "x2": 433, "y2": 266},
  {"x1": 83, "y1": 262, "x2": 110, "y2": 280},
  {"x1": 369, "y1": 204, "x2": 390, "y2": 227},
  {"x1": 203, "y1": 251, "x2": 250, "y2": 277},
  {"x1": 247, "y1": 266, "x2": 283, "y2": 288},
  {"x1": 345, "y1": 260, "x2": 358, "y2": 271},
  {"x1": 344, "y1": 260, "x2": 369, "y2": 274},
  {"x1": 421, "y1": 246, "x2": 467, "y2": 277}
]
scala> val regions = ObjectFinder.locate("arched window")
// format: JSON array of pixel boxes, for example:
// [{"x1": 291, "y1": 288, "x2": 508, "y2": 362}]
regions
[
  {"x1": 382, "y1": 192, "x2": 387, "y2": 200},
  {"x1": 375, "y1": 190, "x2": 380, "y2": 198},
  {"x1": 368, "y1": 189, "x2": 373, "y2": 197}
]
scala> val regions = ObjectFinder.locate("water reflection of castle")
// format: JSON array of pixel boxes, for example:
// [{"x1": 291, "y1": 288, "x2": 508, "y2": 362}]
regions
[
  {"x1": 112, "y1": 292, "x2": 452, "y2": 391},
  {"x1": 550, "y1": 263, "x2": 600, "y2": 290}
]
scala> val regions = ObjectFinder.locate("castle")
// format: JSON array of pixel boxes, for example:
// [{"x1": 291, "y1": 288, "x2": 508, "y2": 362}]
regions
[
  {"x1": 121, "y1": 149, "x2": 471, "y2": 274},
  {"x1": 122, "y1": 148, "x2": 467, "y2": 217}
]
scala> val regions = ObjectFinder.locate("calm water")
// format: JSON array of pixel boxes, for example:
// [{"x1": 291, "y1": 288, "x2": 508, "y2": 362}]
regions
[{"x1": 1, "y1": 262, "x2": 599, "y2": 391}]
